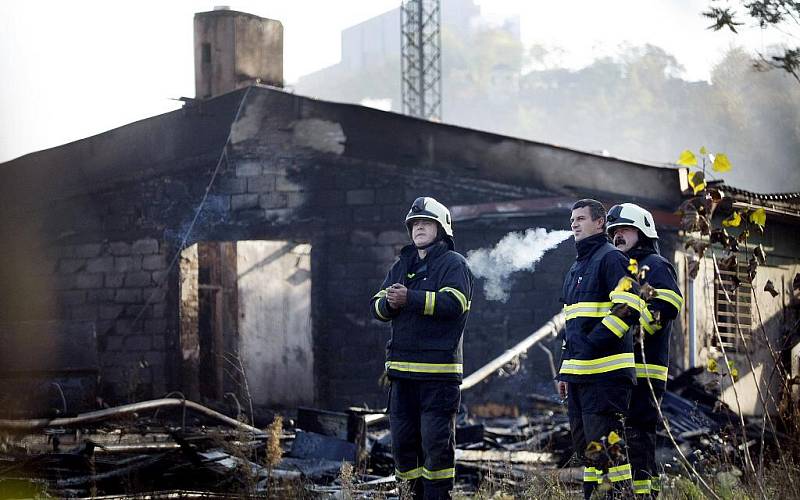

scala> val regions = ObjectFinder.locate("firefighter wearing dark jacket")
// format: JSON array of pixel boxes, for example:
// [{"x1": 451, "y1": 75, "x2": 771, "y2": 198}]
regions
[
  {"x1": 370, "y1": 197, "x2": 473, "y2": 500},
  {"x1": 558, "y1": 199, "x2": 640, "y2": 499},
  {"x1": 607, "y1": 203, "x2": 683, "y2": 497}
]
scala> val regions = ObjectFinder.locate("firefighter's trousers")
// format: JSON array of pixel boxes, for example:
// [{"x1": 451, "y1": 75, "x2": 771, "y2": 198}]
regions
[
  {"x1": 567, "y1": 381, "x2": 633, "y2": 499},
  {"x1": 389, "y1": 378, "x2": 460, "y2": 500},
  {"x1": 627, "y1": 383, "x2": 664, "y2": 497}
]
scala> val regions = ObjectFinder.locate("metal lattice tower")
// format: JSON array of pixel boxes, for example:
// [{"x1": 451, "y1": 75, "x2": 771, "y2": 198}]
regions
[{"x1": 401, "y1": 0, "x2": 442, "y2": 120}]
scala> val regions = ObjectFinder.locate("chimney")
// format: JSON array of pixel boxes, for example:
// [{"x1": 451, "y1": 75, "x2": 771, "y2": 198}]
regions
[{"x1": 194, "y1": 8, "x2": 283, "y2": 99}]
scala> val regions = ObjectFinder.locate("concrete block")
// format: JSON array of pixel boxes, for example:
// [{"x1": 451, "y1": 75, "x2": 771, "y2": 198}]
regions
[
  {"x1": 105, "y1": 273, "x2": 125, "y2": 288},
  {"x1": 109, "y1": 242, "x2": 131, "y2": 256},
  {"x1": 247, "y1": 175, "x2": 276, "y2": 193},
  {"x1": 142, "y1": 287, "x2": 167, "y2": 303},
  {"x1": 142, "y1": 254, "x2": 167, "y2": 271},
  {"x1": 99, "y1": 305, "x2": 125, "y2": 320},
  {"x1": 115, "y1": 289, "x2": 142, "y2": 304},
  {"x1": 114, "y1": 256, "x2": 142, "y2": 273},
  {"x1": 132, "y1": 239, "x2": 159, "y2": 255},
  {"x1": 125, "y1": 272, "x2": 152, "y2": 288},
  {"x1": 145, "y1": 319, "x2": 167, "y2": 334},
  {"x1": 75, "y1": 273, "x2": 104, "y2": 289},
  {"x1": 231, "y1": 193, "x2": 259, "y2": 211},
  {"x1": 259, "y1": 192, "x2": 288, "y2": 209},
  {"x1": 86, "y1": 256, "x2": 115, "y2": 274},
  {"x1": 87, "y1": 289, "x2": 115, "y2": 302},
  {"x1": 235, "y1": 162, "x2": 262, "y2": 177},
  {"x1": 204, "y1": 195, "x2": 230, "y2": 212},
  {"x1": 346, "y1": 189, "x2": 375, "y2": 206}
]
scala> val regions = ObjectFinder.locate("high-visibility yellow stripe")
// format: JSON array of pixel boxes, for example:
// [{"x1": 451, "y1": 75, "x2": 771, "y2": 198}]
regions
[
  {"x1": 395, "y1": 467, "x2": 423, "y2": 480},
  {"x1": 654, "y1": 288, "x2": 683, "y2": 311},
  {"x1": 640, "y1": 305, "x2": 655, "y2": 323},
  {"x1": 635, "y1": 363, "x2": 668, "y2": 381},
  {"x1": 424, "y1": 291, "x2": 436, "y2": 315},
  {"x1": 651, "y1": 476, "x2": 662, "y2": 491},
  {"x1": 602, "y1": 314, "x2": 630, "y2": 338},
  {"x1": 373, "y1": 298, "x2": 389, "y2": 321},
  {"x1": 373, "y1": 289, "x2": 388, "y2": 299},
  {"x1": 422, "y1": 467, "x2": 455, "y2": 480},
  {"x1": 439, "y1": 286, "x2": 468, "y2": 314},
  {"x1": 559, "y1": 353, "x2": 635, "y2": 375},
  {"x1": 386, "y1": 361, "x2": 463, "y2": 374},
  {"x1": 608, "y1": 463, "x2": 632, "y2": 482},
  {"x1": 583, "y1": 467, "x2": 601, "y2": 483},
  {"x1": 639, "y1": 316, "x2": 660, "y2": 335},
  {"x1": 564, "y1": 302, "x2": 613, "y2": 320},
  {"x1": 610, "y1": 290, "x2": 646, "y2": 312},
  {"x1": 633, "y1": 479, "x2": 652, "y2": 494}
]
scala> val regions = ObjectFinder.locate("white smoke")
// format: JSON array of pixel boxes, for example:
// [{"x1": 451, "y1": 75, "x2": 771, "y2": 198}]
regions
[{"x1": 467, "y1": 228, "x2": 573, "y2": 302}]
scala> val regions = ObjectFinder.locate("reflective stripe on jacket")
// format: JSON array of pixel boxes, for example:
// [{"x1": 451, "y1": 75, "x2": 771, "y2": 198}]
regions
[
  {"x1": 370, "y1": 241, "x2": 473, "y2": 381},
  {"x1": 558, "y1": 233, "x2": 637, "y2": 384}
]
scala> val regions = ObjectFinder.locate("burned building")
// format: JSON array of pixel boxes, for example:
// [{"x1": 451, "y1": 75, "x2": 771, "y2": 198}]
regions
[{"x1": 1, "y1": 9, "x2": 795, "y2": 421}]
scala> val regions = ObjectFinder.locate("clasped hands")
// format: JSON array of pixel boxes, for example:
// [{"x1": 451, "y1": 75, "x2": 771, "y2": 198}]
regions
[{"x1": 386, "y1": 283, "x2": 408, "y2": 309}]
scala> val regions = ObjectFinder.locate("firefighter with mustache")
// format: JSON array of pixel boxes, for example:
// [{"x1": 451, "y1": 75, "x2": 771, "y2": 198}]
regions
[{"x1": 607, "y1": 203, "x2": 684, "y2": 497}]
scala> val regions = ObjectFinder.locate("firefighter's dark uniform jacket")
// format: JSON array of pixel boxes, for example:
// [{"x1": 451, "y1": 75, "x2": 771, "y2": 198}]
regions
[
  {"x1": 370, "y1": 241, "x2": 473, "y2": 381},
  {"x1": 558, "y1": 233, "x2": 639, "y2": 384},
  {"x1": 628, "y1": 245, "x2": 683, "y2": 391},
  {"x1": 370, "y1": 239, "x2": 473, "y2": 499},
  {"x1": 627, "y1": 243, "x2": 683, "y2": 496}
]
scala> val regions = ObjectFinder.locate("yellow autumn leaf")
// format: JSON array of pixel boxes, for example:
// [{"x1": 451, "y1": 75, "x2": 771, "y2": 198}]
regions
[
  {"x1": 712, "y1": 153, "x2": 732, "y2": 172},
  {"x1": 628, "y1": 258, "x2": 638, "y2": 274},
  {"x1": 749, "y1": 208, "x2": 766, "y2": 227},
  {"x1": 708, "y1": 358, "x2": 718, "y2": 373},
  {"x1": 608, "y1": 431, "x2": 621, "y2": 445},
  {"x1": 722, "y1": 211, "x2": 742, "y2": 228},
  {"x1": 615, "y1": 276, "x2": 634, "y2": 292},
  {"x1": 677, "y1": 149, "x2": 698, "y2": 167},
  {"x1": 585, "y1": 441, "x2": 603, "y2": 453},
  {"x1": 687, "y1": 171, "x2": 706, "y2": 194},
  {"x1": 731, "y1": 368, "x2": 739, "y2": 381},
  {"x1": 699, "y1": 146, "x2": 708, "y2": 155}
]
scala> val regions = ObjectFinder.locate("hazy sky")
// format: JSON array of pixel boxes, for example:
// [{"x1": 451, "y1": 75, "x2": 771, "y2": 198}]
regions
[{"x1": 0, "y1": 0, "x2": 789, "y2": 163}]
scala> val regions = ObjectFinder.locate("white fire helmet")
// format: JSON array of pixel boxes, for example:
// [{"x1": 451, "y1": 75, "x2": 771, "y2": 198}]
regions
[
  {"x1": 405, "y1": 197, "x2": 454, "y2": 239},
  {"x1": 606, "y1": 203, "x2": 659, "y2": 239}
]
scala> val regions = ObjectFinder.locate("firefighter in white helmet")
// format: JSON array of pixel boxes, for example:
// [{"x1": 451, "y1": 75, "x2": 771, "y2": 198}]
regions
[
  {"x1": 607, "y1": 203, "x2": 684, "y2": 497},
  {"x1": 370, "y1": 196, "x2": 474, "y2": 499}
]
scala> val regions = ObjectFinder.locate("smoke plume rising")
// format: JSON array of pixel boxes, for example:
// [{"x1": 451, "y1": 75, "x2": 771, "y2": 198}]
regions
[{"x1": 467, "y1": 228, "x2": 572, "y2": 302}]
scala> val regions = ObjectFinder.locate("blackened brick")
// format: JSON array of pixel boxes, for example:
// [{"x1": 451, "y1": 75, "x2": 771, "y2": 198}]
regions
[
  {"x1": 115, "y1": 289, "x2": 141, "y2": 303},
  {"x1": 109, "y1": 242, "x2": 131, "y2": 256},
  {"x1": 132, "y1": 239, "x2": 159, "y2": 255},
  {"x1": 247, "y1": 175, "x2": 276, "y2": 193},
  {"x1": 231, "y1": 194, "x2": 259, "y2": 211},
  {"x1": 86, "y1": 256, "x2": 115, "y2": 273},
  {"x1": 125, "y1": 272, "x2": 152, "y2": 288},
  {"x1": 106, "y1": 273, "x2": 125, "y2": 288},
  {"x1": 142, "y1": 254, "x2": 167, "y2": 271},
  {"x1": 75, "y1": 273, "x2": 104, "y2": 289}
]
